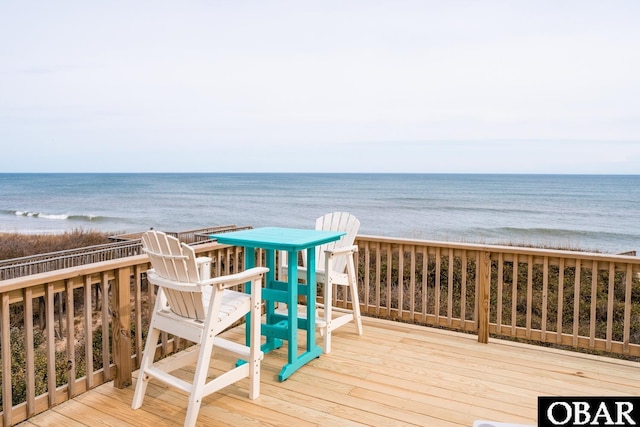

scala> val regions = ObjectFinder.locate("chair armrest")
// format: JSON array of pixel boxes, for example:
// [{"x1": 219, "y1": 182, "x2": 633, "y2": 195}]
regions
[
  {"x1": 196, "y1": 256, "x2": 213, "y2": 280},
  {"x1": 324, "y1": 244, "x2": 358, "y2": 257},
  {"x1": 202, "y1": 267, "x2": 269, "y2": 289}
]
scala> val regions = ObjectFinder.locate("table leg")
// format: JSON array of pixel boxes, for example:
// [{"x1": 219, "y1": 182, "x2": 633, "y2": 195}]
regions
[
  {"x1": 276, "y1": 250, "x2": 300, "y2": 381},
  {"x1": 278, "y1": 248, "x2": 322, "y2": 381},
  {"x1": 286, "y1": 249, "x2": 298, "y2": 365},
  {"x1": 263, "y1": 249, "x2": 281, "y2": 351},
  {"x1": 243, "y1": 247, "x2": 256, "y2": 348},
  {"x1": 306, "y1": 247, "x2": 317, "y2": 352}
]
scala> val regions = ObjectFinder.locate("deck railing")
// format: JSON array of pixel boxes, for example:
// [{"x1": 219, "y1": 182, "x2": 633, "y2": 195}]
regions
[
  {"x1": 1, "y1": 235, "x2": 639, "y2": 426},
  {"x1": 351, "y1": 236, "x2": 640, "y2": 355}
]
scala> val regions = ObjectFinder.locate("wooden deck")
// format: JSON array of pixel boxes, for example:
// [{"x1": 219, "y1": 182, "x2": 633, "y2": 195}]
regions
[{"x1": 18, "y1": 317, "x2": 640, "y2": 427}]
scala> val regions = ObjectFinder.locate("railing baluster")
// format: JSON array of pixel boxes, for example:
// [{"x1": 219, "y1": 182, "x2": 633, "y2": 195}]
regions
[
  {"x1": 623, "y1": 264, "x2": 632, "y2": 354},
  {"x1": 363, "y1": 241, "x2": 371, "y2": 316},
  {"x1": 133, "y1": 265, "x2": 143, "y2": 367},
  {"x1": 397, "y1": 244, "x2": 404, "y2": 318},
  {"x1": 1, "y1": 292, "x2": 13, "y2": 427},
  {"x1": 511, "y1": 254, "x2": 518, "y2": 335},
  {"x1": 557, "y1": 258, "x2": 565, "y2": 344},
  {"x1": 24, "y1": 287, "x2": 35, "y2": 418},
  {"x1": 447, "y1": 248, "x2": 454, "y2": 326},
  {"x1": 22, "y1": 288, "x2": 36, "y2": 417},
  {"x1": 526, "y1": 255, "x2": 533, "y2": 339},
  {"x1": 434, "y1": 247, "x2": 441, "y2": 325},
  {"x1": 65, "y1": 279, "x2": 76, "y2": 398},
  {"x1": 606, "y1": 262, "x2": 615, "y2": 351},
  {"x1": 541, "y1": 256, "x2": 549, "y2": 341},
  {"x1": 45, "y1": 283, "x2": 56, "y2": 408},
  {"x1": 590, "y1": 260, "x2": 598, "y2": 348},
  {"x1": 409, "y1": 245, "x2": 416, "y2": 319},
  {"x1": 496, "y1": 252, "x2": 504, "y2": 333},
  {"x1": 375, "y1": 242, "x2": 381, "y2": 317},
  {"x1": 573, "y1": 259, "x2": 581, "y2": 347},
  {"x1": 421, "y1": 245, "x2": 428, "y2": 324},
  {"x1": 461, "y1": 250, "x2": 468, "y2": 331},
  {"x1": 84, "y1": 275, "x2": 94, "y2": 390},
  {"x1": 385, "y1": 244, "x2": 392, "y2": 318}
]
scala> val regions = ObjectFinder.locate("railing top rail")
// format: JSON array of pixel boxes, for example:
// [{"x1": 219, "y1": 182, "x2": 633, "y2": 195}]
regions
[
  {"x1": 0, "y1": 245, "x2": 143, "y2": 272},
  {"x1": 355, "y1": 234, "x2": 640, "y2": 263},
  {"x1": 0, "y1": 239, "x2": 141, "y2": 266}
]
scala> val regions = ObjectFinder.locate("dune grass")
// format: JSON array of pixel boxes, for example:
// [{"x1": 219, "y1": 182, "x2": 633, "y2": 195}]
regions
[{"x1": 0, "y1": 229, "x2": 113, "y2": 261}]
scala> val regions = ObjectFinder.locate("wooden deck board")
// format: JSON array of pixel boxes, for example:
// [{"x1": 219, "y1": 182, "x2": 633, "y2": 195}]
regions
[{"x1": 20, "y1": 317, "x2": 640, "y2": 427}]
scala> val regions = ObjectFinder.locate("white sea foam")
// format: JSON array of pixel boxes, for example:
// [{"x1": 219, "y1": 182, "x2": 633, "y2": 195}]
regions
[
  {"x1": 38, "y1": 214, "x2": 70, "y2": 220},
  {"x1": 14, "y1": 211, "x2": 69, "y2": 220}
]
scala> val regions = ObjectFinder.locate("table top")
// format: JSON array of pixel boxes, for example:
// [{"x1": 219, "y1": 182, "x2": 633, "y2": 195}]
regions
[{"x1": 210, "y1": 227, "x2": 345, "y2": 252}]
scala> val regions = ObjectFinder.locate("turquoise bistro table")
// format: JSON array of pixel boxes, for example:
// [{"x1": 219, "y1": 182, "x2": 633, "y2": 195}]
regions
[{"x1": 210, "y1": 227, "x2": 345, "y2": 381}]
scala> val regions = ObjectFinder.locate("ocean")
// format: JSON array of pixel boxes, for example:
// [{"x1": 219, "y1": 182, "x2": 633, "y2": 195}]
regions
[{"x1": 0, "y1": 173, "x2": 638, "y2": 255}]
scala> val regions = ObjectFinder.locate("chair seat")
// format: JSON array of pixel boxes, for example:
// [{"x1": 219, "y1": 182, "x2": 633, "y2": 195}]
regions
[
  {"x1": 297, "y1": 266, "x2": 349, "y2": 286},
  {"x1": 161, "y1": 289, "x2": 251, "y2": 325},
  {"x1": 214, "y1": 288, "x2": 252, "y2": 322}
]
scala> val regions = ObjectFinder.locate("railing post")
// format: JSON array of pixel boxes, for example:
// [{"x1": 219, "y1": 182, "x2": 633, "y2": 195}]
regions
[
  {"x1": 477, "y1": 250, "x2": 490, "y2": 344},
  {"x1": 112, "y1": 267, "x2": 132, "y2": 388}
]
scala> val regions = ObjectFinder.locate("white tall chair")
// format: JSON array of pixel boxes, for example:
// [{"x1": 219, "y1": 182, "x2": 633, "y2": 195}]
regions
[
  {"x1": 280, "y1": 212, "x2": 363, "y2": 353},
  {"x1": 132, "y1": 230, "x2": 267, "y2": 427}
]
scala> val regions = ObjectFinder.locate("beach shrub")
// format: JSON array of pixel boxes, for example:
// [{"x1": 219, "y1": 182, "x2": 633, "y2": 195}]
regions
[{"x1": 0, "y1": 229, "x2": 112, "y2": 260}]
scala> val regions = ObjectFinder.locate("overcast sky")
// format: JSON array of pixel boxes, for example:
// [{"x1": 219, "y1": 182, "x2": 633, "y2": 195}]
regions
[{"x1": 1, "y1": 1, "x2": 639, "y2": 173}]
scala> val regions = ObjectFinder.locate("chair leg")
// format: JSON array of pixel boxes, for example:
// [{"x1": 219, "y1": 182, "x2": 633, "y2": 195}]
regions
[
  {"x1": 349, "y1": 283, "x2": 363, "y2": 335},
  {"x1": 184, "y1": 334, "x2": 216, "y2": 427},
  {"x1": 248, "y1": 279, "x2": 262, "y2": 400},
  {"x1": 323, "y1": 275, "x2": 333, "y2": 354},
  {"x1": 347, "y1": 256, "x2": 363, "y2": 336},
  {"x1": 131, "y1": 326, "x2": 161, "y2": 409}
]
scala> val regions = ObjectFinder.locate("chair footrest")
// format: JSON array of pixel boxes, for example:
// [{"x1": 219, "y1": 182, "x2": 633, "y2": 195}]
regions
[
  {"x1": 212, "y1": 337, "x2": 264, "y2": 360},
  {"x1": 276, "y1": 304, "x2": 353, "y2": 329},
  {"x1": 144, "y1": 367, "x2": 192, "y2": 394}
]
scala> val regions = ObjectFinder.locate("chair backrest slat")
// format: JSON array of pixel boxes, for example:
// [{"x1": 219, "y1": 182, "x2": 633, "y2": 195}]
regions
[
  {"x1": 312, "y1": 212, "x2": 360, "y2": 273},
  {"x1": 142, "y1": 232, "x2": 169, "y2": 278},
  {"x1": 142, "y1": 230, "x2": 206, "y2": 319},
  {"x1": 164, "y1": 287, "x2": 202, "y2": 319},
  {"x1": 181, "y1": 243, "x2": 201, "y2": 283}
]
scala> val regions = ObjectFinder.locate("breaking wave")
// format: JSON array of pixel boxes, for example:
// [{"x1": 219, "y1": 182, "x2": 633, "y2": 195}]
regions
[{"x1": 5, "y1": 210, "x2": 106, "y2": 222}]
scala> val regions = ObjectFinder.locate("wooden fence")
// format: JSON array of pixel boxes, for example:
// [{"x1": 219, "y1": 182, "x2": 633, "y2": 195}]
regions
[
  {"x1": 1, "y1": 235, "x2": 639, "y2": 426},
  {"x1": 351, "y1": 236, "x2": 640, "y2": 354}
]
